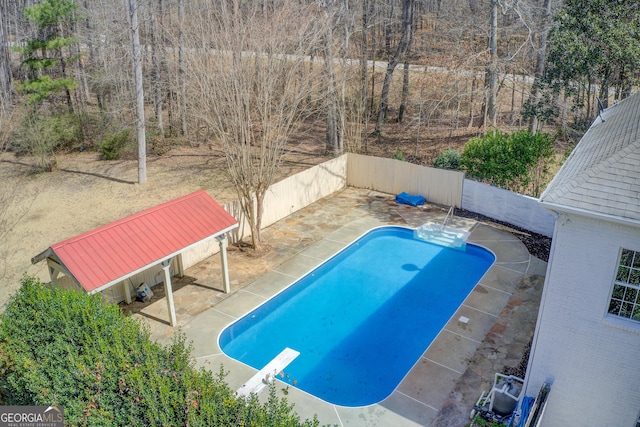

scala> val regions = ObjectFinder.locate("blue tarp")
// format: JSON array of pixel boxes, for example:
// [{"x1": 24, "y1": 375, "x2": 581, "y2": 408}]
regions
[{"x1": 395, "y1": 192, "x2": 426, "y2": 207}]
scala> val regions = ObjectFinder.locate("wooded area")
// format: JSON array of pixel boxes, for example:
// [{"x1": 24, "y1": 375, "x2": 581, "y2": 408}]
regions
[
  {"x1": 2, "y1": 0, "x2": 638, "y2": 151},
  {"x1": 1, "y1": 0, "x2": 639, "y2": 248}
]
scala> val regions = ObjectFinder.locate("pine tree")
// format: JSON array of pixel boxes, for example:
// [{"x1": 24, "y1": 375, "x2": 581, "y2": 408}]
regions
[{"x1": 14, "y1": 0, "x2": 80, "y2": 110}]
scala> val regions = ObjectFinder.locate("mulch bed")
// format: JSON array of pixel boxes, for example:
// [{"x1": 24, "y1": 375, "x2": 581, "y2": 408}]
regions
[{"x1": 454, "y1": 208, "x2": 551, "y2": 262}]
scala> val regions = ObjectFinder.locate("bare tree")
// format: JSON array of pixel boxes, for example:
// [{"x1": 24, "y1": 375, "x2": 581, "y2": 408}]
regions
[
  {"x1": 483, "y1": 0, "x2": 498, "y2": 128},
  {"x1": 527, "y1": 0, "x2": 552, "y2": 133},
  {"x1": 0, "y1": 0, "x2": 13, "y2": 108},
  {"x1": 149, "y1": 0, "x2": 165, "y2": 137},
  {"x1": 321, "y1": 0, "x2": 342, "y2": 156},
  {"x1": 359, "y1": 0, "x2": 370, "y2": 151},
  {"x1": 374, "y1": 0, "x2": 414, "y2": 135},
  {"x1": 186, "y1": 0, "x2": 325, "y2": 250},
  {"x1": 125, "y1": 0, "x2": 147, "y2": 184},
  {"x1": 178, "y1": 0, "x2": 187, "y2": 136},
  {"x1": 397, "y1": 0, "x2": 416, "y2": 123}
]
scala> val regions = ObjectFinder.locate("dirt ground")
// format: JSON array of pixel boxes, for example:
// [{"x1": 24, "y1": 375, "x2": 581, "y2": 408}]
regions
[{"x1": 0, "y1": 141, "x2": 333, "y2": 309}]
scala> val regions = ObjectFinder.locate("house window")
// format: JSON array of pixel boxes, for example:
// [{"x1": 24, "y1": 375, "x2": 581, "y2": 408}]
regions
[{"x1": 608, "y1": 248, "x2": 640, "y2": 322}]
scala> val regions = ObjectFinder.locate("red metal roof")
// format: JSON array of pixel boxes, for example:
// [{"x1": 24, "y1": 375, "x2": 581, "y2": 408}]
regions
[{"x1": 39, "y1": 190, "x2": 238, "y2": 293}]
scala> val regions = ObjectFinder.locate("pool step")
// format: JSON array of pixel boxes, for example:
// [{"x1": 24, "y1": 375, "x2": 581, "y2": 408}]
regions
[
  {"x1": 236, "y1": 347, "x2": 300, "y2": 397},
  {"x1": 414, "y1": 223, "x2": 469, "y2": 250},
  {"x1": 429, "y1": 233, "x2": 467, "y2": 250}
]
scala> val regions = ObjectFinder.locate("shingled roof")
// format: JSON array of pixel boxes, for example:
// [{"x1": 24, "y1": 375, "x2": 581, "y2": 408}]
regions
[{"x1": 539, "y1": 93, "x2": 640, "y2": 224}]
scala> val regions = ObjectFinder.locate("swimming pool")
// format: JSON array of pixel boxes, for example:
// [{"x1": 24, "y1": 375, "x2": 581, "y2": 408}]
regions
[{"x1": 219, "y1": 226, "x2": 495, "y2": 406}]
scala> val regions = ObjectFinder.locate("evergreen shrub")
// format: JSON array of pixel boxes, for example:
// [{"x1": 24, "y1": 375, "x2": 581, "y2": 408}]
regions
[
  {"x1": 433, "y1": 149, "x2": 460, "y2": 170},
  {"x1": 460, "y1": 129, "x2": 554, "y2": 196},
  {"x1": 99, "y1": 130, "x2": 130, "y2": 160},
  {"x1": 0, "y1": 277, "x2": 320, "y2": 427}
]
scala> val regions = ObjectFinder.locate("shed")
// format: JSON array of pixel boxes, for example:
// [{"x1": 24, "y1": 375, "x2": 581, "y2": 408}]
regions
[{"x1": 32, "y1": 190, "x2": 239, "y2": 326}]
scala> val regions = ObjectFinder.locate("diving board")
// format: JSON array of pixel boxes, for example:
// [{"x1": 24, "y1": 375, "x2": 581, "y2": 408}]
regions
[{"x1": 236, "y1": 347, "x2": 300, "y2": 397}]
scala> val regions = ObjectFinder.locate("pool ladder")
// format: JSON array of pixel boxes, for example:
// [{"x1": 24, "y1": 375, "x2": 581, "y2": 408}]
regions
[{"x1": 440, "y1": 206, "x2": 454, "y2": 232}]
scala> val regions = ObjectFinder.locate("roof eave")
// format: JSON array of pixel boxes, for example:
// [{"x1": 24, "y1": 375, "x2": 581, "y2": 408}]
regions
[
  {"x1": 540, "y1": 199, "x2": 640, "y2": 229},
  {"x1": 31, "y1": 248, "x2": 54, "y2": 265}
]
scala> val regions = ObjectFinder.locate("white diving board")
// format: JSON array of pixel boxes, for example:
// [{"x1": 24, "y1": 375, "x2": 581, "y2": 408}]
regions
[{"x1": 236, "y1": 347, "x2": 300, "y2": 397}]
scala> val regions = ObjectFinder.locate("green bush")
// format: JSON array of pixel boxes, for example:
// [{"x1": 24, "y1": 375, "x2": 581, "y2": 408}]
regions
[
  {"x1": 391, "y1": 148, "x2": 406, "y2": 161},
  {"x1": 0, "y1": 277, "x2": 320, "y2": 427},
  {"x1": 460, "y1": 129, "x2": 554, "y2": 196},
  {"x1": 433, "y1": 149, "x2": 460, "y2": 170},
  {"x1": 11, "y1": 112, "x2": 83, "y2": 170},
  {"x1": 100, "y1": 130, "x2": 130, "y2": 160}
]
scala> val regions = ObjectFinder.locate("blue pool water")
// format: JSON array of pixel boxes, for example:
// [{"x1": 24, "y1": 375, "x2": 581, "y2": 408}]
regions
[{"x1": 219, "y1": 226, "x2": 495, "y2": 406}]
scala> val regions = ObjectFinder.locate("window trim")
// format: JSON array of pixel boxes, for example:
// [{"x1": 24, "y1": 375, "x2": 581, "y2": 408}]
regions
[{"x1": 607, "y1": 247, "x2": 640, "y2": 323}]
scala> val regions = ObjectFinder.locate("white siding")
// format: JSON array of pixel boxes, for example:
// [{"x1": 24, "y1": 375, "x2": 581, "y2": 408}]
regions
[{"x1": 526, "y1": 214, "x2": 640, "y2": 426}]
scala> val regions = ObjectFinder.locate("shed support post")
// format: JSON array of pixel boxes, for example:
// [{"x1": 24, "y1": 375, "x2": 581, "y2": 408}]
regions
[
  {"x1": 123, "y1": 280, "x2": 132, "y2": 304},
  {"x1": 176, "y1": 253, "x2": 184, "y2": 277},
  {"x1": 217, "y1": 234, "x2": 231, "y2": 294},
  {"x1": 47, "y1": 263, "x2": 60, "y2": 286},
  {"x1": 160, "y1": 259, "x2": 177, "y2": 327}
]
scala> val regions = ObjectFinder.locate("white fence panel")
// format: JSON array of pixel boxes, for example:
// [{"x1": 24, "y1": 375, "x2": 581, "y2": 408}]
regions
[
  {"x1": 347, "y1": 153, "x2": 464, "y2": 207},
  {"x1": 224, "y1": 155, "x2": 348, "y2": 244},
  {"x1": 262, "y1": 155, "x2": 347, "y2": 229},
  {"x1": 462, "y1": 179, "x2": 555, "y2": 237}
]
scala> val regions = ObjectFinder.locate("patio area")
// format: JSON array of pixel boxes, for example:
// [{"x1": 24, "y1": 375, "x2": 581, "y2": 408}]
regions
[{"x1": 124, "y1": 186, "x2": 546, "y2": 427}]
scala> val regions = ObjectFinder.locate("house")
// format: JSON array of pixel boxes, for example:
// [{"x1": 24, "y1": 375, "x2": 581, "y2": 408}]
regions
[{"x1": 525, "y1": 94, "x2": 640, "y2": 426}]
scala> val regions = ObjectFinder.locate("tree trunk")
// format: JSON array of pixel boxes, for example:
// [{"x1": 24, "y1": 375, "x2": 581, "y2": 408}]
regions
[
  {"x1": 178, "y1": 0, "x2": 187, "y2": 136},
  {"x1": 323, "y1": 4, "x2": 340, "y2": 155},
  {"x1": 374, "y1": 0, "x2": 414, "y2": 135},
  {"x1": 151, "y1": 0, "x2": 164, "y2": 136},
  {"x1": 384, "y1": 0, "x2": 393, "y2": 58},
  {"x1": 0, "y1": 0, "x2": 12, "y2": 108},
  {"x1": 126, "y1": 0, "x2": 147, "y2": 184},
  {"x1": 528, "y1": 0, "x2": 551, "y2": 134},
  {"x1": 398, "y1": 60, "x2": 409, "y2": 123},
  {"x1": 397, "y1": 8, "x2": 414, "y2": 124},
  {"x1": 360, "y1": 0, "x2": 369, "y2": 153},
  {"x1": 483, "y1": 0, "x2": 498, "y2": 128}
]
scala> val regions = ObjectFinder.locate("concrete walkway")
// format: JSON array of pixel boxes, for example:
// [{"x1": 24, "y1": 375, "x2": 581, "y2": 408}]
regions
[{"x1": 126, "y1": 187, "x2": 546, "y2": 427}]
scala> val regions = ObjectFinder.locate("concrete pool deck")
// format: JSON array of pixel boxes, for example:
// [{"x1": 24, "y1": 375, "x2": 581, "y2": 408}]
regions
[{"x1": 127, "y1": 187, "x2": 546, "y2": 427}]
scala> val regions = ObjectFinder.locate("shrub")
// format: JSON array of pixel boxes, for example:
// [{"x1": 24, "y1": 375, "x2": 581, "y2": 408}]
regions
[
  {"x1": 0, "y1": 277, "x2": 320, "y2": 427},
  {"x1": 460, "y1": 129, "x2": 554, "y2": 196},
  {"x1": 433, "y1": 149, "x2": 460, "y2": 170},
  {"x1": 11, "y1": 112, "x2": 83, "y2": 170},
  {"x1": 100, "y1": 130, "x2": 130, "y2": 160},
  {"x1": 392, "y1": 148, "x2": 406, "y2": 161}
]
